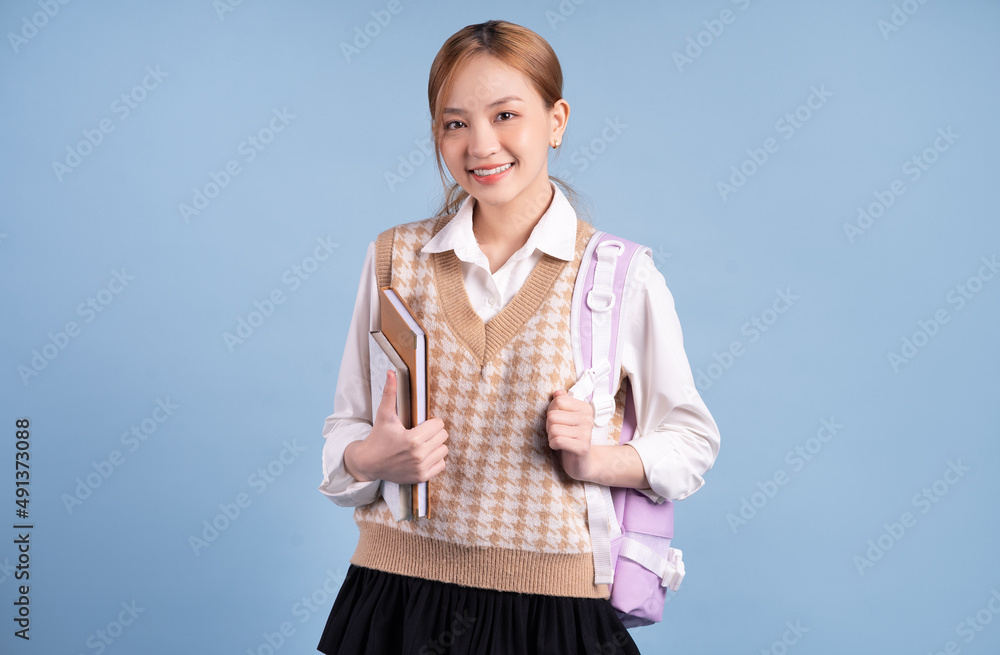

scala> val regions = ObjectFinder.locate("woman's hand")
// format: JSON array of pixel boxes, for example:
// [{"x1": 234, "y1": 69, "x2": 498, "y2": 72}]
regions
[
  {"x1": 344, "y1": 370, "x2": 448, "y2": 484},
  {"x1": 546, "y1": 389, "x2": 596, "y2": 481}
]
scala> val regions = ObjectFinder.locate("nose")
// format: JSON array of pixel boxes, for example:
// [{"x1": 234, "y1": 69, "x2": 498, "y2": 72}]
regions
[{"x1": 467, "y1": 121, "x2": 500, "y2": 159}]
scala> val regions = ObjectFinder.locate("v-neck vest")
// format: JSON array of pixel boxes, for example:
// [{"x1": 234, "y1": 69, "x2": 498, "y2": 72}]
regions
[{"x1": 349, "y1": 212, "x2": 626, "y2": 598}]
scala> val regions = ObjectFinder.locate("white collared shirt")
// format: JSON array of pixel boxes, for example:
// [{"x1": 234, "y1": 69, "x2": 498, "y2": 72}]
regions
[{"x1": 319, "y1": 182, "x2": 721, "y2": 507}]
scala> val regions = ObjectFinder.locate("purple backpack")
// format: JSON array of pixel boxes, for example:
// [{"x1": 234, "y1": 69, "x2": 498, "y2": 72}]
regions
[{"x1": 568, "y1": 231, "x2": 686, "y2": 628}]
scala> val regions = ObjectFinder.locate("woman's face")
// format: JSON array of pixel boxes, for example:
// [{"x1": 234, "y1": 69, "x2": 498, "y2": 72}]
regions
[{"x1": 438, "y1": 55, "x2": 566, "y2": 217}]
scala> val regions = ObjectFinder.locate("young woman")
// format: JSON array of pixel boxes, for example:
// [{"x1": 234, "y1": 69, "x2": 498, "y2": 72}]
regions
[{"x1": 317, "y1": 19, "x2": 720, "y2": 655}]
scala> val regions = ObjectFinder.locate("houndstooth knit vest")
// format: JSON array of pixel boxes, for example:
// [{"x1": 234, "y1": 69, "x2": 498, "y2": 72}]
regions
[{"x1": 349, "y1": 211, "x2": 627, "y2": 598}]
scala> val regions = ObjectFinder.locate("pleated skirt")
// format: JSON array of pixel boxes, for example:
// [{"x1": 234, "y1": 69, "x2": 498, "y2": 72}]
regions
[{"x1": 317, "y1": 564, "x2": 642, "y2": 655}]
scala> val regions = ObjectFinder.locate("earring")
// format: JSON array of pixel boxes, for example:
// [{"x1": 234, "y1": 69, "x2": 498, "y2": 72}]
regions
[{"x1": 551, "y1": 139, "x2": 560, "y2": 148}]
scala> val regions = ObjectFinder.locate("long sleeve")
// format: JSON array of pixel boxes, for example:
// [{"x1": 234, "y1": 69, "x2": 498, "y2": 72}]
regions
[
  {"x1": 318, "y1": 241, "x2": 383, "y2": 507},
  {"x1": 619, "y1": 252, "x2": 721, "y2": 502}
]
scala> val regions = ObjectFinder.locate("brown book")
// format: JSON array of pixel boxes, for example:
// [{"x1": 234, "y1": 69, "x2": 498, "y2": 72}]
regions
[{"x1": 377, "y1": 286, "x2": 430, "y2": 519}]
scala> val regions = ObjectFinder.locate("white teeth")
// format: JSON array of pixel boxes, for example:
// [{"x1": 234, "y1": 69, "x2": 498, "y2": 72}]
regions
[{"x1": 472, "y1": 163, "x2": 512, "y2": 176}]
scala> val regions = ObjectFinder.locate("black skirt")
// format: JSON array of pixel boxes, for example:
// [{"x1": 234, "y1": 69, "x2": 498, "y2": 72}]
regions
[{"x1": 317, "y1": 564, "x2": 642, "y2": 655}]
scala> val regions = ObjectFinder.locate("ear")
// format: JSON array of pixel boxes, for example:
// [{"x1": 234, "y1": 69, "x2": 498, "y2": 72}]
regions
[{"x1": 549, "y1": 97, "x2": 570, "y2": 145}]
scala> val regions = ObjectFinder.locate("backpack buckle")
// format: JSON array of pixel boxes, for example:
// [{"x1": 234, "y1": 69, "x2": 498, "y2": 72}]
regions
[
  {"x1": 662, "y1": 548, "x2": 685, "y2": 591},
  {"x1": 569, "y1": 360, "x2": 612, "y2": 403},
  {"x1": 592, "y1": 394, "x2": 616, "y2": 427},
  {"x1": 586, "y1": 288, "x2": 616, "y2": 312},
  {"x1": 588, "y1": 240, "x2": 625, "y2": 314}
]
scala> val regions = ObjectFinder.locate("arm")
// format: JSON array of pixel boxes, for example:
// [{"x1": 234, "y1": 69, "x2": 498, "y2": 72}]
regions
[
  {"x1": 547, "y1": 253, "x2": 719, "y2": 496},
  {"x1": 318, "y1": 241, "x2": 383, "y2": 507},
  {"x1": 619, "y1": 252, "x2": 721, "y2": 502}
]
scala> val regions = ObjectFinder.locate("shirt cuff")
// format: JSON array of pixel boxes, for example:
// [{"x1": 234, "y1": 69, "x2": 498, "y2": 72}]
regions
[
  {"x1": 625, "y1": 435, "x2": 707, "y2": 502},
  {"x1": 319, "y1": 432, "x2": 382, "y2": 507}
]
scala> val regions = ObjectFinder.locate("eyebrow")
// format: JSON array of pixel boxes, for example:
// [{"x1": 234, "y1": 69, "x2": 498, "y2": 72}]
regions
[{"x1": 442, "y1": 95, "x2": 524, "y2": 116}]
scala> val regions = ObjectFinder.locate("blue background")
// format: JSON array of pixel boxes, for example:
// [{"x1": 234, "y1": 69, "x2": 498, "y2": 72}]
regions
[{"x1": 2, "y1": 1, "x2": 999, "y2": 653}]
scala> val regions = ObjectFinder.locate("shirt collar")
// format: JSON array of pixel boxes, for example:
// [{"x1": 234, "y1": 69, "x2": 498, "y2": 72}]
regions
[{"x1": 421, "y1": 181, "x2": 578, "y2": 263}]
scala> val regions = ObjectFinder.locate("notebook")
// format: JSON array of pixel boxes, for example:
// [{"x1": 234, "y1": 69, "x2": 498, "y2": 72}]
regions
[
  {"x1": 368, "y1": 330, "x2": 413, "y2": 522},
  {"x1": 375, "y1": 286, "x2": 430, "y2": 518}
]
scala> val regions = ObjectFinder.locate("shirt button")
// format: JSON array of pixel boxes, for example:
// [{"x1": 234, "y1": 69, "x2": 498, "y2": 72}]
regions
[{"x1": 488, "y1": 296, "x2": 497, "y2": 306}]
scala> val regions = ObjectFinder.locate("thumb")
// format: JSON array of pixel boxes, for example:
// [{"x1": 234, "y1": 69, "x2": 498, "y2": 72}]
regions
[
  {"x1": 552, "y1": 389, "x2": 567, "y2": 398},
  {"x1": 377, "y1": 370, "x2": 400, "y2": 419}
]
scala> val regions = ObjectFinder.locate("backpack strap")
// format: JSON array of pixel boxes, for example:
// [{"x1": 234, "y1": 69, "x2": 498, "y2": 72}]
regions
[{"x1": 569, "y1": 230, "x2": 648, "y2": 586}]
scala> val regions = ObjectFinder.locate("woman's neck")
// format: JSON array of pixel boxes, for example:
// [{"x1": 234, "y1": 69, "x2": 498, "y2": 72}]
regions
[
  {"x1": 471, "y1": 181, "x2": 555, "y2": 275},
  {"x1": 471, "y1": 181, "x2": 555, "y2": 251}
]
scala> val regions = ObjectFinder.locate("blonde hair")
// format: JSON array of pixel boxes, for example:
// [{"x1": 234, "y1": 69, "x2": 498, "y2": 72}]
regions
[{"x1": 426, "y1": 19, "x2": 591, "y2": 222}]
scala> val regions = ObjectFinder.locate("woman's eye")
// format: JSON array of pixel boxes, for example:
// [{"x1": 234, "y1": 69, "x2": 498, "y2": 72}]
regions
[
  {"x1": 444, "y1": 120, "x2": 464, "y2": 130},
  {"x1": 497, "y1": 111, "x2": 514, "y2": 121}
]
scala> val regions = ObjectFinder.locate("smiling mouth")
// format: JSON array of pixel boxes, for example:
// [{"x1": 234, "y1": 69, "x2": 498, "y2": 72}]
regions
[{"x1": 471, "y1": 162, "x2": 513, "y2": 177}]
